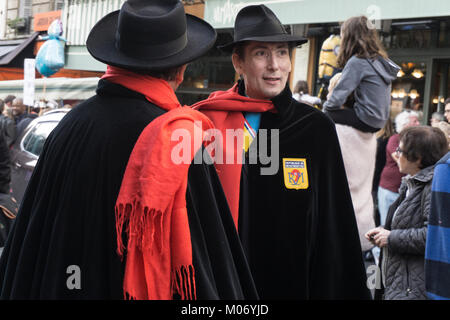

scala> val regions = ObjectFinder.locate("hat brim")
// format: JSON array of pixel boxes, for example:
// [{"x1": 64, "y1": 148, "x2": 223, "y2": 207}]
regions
[
  {"x1": 86, "y1": 11, "x2": 217, "y2": 71},
  {"x1": 218, "y1": 35, "x2": 308, "y2": 53}
]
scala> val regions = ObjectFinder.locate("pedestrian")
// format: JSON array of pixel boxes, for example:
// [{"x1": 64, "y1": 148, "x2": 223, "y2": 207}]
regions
[
  {"x1": 192, "y1": 4, "x2": 370, "y2": 299},
  {"x1": 0, "y1": 0, "x2": 257, "y2": 300},
  {"x1": 0, "y1": 100, "x2": 16, "y2": 148},
  {"x1": 444, "y1": 98, "x2": 450, "y2": 123},
  {"x1": 366, "y1": 126, "x2": 448, "y2": 300},
  {"x1": 323, "y1": 15, "x2": 400, "y2": 132},
  {"x1": 0, "y1": 119, "x2": 12, "y2": 247},
  {"x1": 425, "y1": 151, "x2": 450, "y2": 300},
  {"x1": 372, "y1": 119, "x2": 395, "y2": 226},
  {"x1": 11, "y1": 98, "x2": 38, "y2": 137},
  {"x1": 377, "y1": 110, "x2": 420, "y2": 227},
  {"x1": 436, "y1": 121, "x2": 450, "y2": 149},
  {"x1": 2, "y1": 96, "x2": 15, "y2": 119},
  {"x1": 292, "y1": 80, "x2": 321, "y2": 107},
  {"x1": 322, "y1": 16, "x2": 400, "y2": 253},
  {"x1": 430, "y1": 112, "x2": 445, "y2": 127}
]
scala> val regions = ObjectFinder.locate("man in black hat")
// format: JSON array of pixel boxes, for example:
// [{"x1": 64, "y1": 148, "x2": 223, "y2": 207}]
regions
[
  {"x1": 0, "y1": 0, "x2": 257, "y2": 300},
  {"x1": 193, "y1": 4, "x2": 371, "y2": 299}
]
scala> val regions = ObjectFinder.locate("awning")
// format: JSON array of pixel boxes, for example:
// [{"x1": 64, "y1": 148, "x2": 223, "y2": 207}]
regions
[
  {"x1": 0, "y1": 32, "x2": 39, "y2": 67},
  {"x1": 0, "y1": 77, "x2": 100, "y2": 100},
  {"x1": 205, "y1": 0, "x2": 450, "y2": 28}
]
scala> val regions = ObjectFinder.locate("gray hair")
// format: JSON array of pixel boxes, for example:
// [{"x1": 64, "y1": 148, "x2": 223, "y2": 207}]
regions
[
  {"x1": 395, "y1": 110, "x2": 419, "y2": 133},
  {"x1": 431, "y1": 112, "x2": 445, "y2": 122}
]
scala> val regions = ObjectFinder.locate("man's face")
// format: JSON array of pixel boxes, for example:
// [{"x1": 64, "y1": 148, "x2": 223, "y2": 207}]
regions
[
  {"x1": 12, "y1": 100, "x2": 26, "y2": 117},
  {"x1": 407, "y1": 115, "x2": 420, "y2": 127},
  {"x1": 430, "y1": 117, "x2": 441, "y2": 127},
  {"x1": 445, "y1": 103, "x2": 450, "y2": 122},
  {"x1": 232, "y1": 41, "x2": 291, "y2": 100}
]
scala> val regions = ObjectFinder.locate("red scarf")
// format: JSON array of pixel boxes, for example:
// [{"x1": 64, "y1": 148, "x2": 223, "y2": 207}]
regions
[
  {"x1": 191, "y1": 84, "x2": 275, "y2": 228},
  {"x1": 102, "y1": 65, "x2": 181, "y2": 110},
  {"x1": 108, "y1": 66, "x2": 213, "y2": 300}
]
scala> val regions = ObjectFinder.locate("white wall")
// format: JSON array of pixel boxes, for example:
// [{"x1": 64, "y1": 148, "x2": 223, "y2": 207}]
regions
[
  {"x1": 291, "y1": 41, "x2": 310, "y2": 92},
  {"x1": 0, "y1": 0, "x2": 7, "y2": 39}
]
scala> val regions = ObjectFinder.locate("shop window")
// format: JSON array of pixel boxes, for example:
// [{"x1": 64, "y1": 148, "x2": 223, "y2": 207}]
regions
[
  {"x1": 382, "y1": 18, "x2": 444, "y2": 49},
  {"x1": 390, "y1": 61, "x2": 426, "y2": 118},
  {"x1": 430, "y1": 59, "x2": 450, "y2": 117},
  {"x1": 176, "y1": 32, "x2": 236, "y2": 106}
]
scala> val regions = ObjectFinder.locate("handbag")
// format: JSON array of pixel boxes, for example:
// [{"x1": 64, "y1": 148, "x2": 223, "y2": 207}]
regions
[{"x1": 0, "y1": 193, "x2": 18, "y2": 247}]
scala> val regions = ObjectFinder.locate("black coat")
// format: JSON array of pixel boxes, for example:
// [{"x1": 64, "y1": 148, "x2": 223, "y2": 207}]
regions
[
  {"x1": 237, "y1": 82, "x2": 371, "y2": 299},
  {"x1": 0, "y1": 132, "x2": 9, "y2": 195},
  {"x1": 0, "y1": 80, "x2": 257, "y2": 299},
  {"x1": 0, "y1": 115, "x2": 16, "y2": 147}
]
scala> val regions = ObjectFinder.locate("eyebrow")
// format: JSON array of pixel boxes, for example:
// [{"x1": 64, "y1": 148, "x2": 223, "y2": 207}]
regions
[{"x1": 250, "y1": 44, "x2": 289, "y2": 50}]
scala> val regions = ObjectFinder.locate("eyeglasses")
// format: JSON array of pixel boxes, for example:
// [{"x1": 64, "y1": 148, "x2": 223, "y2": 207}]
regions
[{"x1": 395, "y1": 146, "x2": 405, "y2": 155}]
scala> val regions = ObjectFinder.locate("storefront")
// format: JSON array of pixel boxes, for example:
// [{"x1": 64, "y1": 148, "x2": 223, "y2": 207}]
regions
[
  {"x1": 58, "y1": 0, "x2": 450, "y2": 119},
  {"x1": 203, "y1": 0, "x2": 450, "y2": 123}
]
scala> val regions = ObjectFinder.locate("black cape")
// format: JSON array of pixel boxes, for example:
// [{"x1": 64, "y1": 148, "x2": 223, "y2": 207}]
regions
[
  {"x1": 237, "y1": 82, "x2": 371, "y2": 299},
  {"x1": 0, "y1": 80, "x2": 257, "y2": 299}
]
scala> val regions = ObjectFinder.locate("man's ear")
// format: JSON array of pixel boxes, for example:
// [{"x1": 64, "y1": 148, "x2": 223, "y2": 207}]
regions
[
  {"x1": 231, "y1": 53, "x2": 243, "y2": 75},
  {"x1": 175, "y1": 64, "x2": 188, "y2": 86}
]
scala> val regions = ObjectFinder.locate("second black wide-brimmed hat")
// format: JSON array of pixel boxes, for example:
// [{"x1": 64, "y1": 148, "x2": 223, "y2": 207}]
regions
[
  {"x1": 219, "y1": 4, "x2": 307, "y2": 52},
  {"x1": 86, "y1": 0, "x2": 217, "y2": 71}
]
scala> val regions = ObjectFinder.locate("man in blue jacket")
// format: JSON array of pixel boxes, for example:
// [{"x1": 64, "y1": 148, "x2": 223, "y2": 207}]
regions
[{"x1": 425, "y1": 151, "x2": 450, "y2": 299}]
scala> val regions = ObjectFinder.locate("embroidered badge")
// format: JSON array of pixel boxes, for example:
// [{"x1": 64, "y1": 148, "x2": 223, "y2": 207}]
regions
[{"x1": 283, "y1": 158, "x2": 309, "y2": 190}]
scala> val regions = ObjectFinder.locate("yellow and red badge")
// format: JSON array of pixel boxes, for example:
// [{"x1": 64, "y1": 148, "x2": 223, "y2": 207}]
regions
[{"x1": 282, "y1": 158, "x2": 309, "y2": 190}]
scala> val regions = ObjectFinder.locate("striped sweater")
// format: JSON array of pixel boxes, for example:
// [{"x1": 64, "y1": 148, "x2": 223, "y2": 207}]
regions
[{"x1": 425, "y1": 151, "x2": 450, "y2": 300}]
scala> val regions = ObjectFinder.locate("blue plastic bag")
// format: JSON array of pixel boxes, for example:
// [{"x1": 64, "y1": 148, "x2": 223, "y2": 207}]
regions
[{"x1": 35, "y1": 19, "x2": 66, "y2": 77}]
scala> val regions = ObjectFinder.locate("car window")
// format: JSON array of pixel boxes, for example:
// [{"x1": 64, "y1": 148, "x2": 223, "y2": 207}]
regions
[{"x1": 22, "y1": 121, "x2": 58, "y2": 157}]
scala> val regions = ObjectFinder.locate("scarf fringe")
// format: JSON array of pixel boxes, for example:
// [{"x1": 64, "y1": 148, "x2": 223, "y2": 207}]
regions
[
  {"x1": 172, "y1": 265, "x2": 196, "y2": 300},
  {"x1": 116, "y1": 202, "x2": 197, "y2": 300},
  {"x1": 115, "y1": 201, "x2": 164, "y2": 259},
  {"x1": 121, "y1": 265, "x2": 196, "y2": 300}
]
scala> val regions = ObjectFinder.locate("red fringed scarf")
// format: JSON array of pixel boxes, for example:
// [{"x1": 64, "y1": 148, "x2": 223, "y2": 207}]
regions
[
  {"x1": 106, "y1": 66, "x2": 213, "y2": 300},
  {"x1": 191, "y1": 84, "x2": 276, "y2": 228},
  {"x1": 102, "y1": 65, "x2": 182, "y2": 110}
]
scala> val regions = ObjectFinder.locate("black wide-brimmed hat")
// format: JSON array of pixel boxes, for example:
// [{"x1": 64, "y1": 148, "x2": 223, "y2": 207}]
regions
[
  {"x1": 219, "y1": 4, "x2": 307, "y2": 53},
  {"x1": 86, "y1": 0, "x2": 217, "y2": 71}
]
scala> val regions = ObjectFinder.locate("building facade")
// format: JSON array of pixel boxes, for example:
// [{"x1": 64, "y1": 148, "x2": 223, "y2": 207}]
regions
[
  {"x1": 203, "y1": 0, "x2": 450, "y2": 123},
  {"x1": 1, "y1": 0, "x2": 450, "y2": 120}
]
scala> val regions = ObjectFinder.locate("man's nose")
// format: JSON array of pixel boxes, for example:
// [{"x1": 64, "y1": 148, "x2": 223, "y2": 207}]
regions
[{"x1": 267, "y1": 53, "x2": 280, "y2": 70}]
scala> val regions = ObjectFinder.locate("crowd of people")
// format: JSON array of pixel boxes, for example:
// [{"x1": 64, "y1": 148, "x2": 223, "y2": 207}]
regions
[
  {"x1": 0, "y1": 0, "x2": 448, "y2": 301},
  {"x1": 0, "y1": 96, "x2": 71, "y2": 248}
]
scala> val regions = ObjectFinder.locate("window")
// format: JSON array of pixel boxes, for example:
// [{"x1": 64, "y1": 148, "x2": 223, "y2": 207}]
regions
[
  {"x1": 22, "y1": 121, "x2": 58, "y2": 157},
  {"x1": 390, "y1": 61, "x2": 426, "y2": 117},
  {"x1": 176, "y1": 31, "x2": 236, "y2": 105}
]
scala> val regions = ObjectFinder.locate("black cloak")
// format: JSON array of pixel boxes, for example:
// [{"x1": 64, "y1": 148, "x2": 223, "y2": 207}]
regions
[
  {"x1": 0, "y1": 80, "x2": 257, "y2": 299},
  {"x1": 237, "y1": 82, "x2": 371, "y2": 299}
]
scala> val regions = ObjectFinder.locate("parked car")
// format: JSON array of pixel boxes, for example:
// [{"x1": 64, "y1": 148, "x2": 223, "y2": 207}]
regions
[{"x1": 10, "y1": 108, "x2": 70, "y2": 204}]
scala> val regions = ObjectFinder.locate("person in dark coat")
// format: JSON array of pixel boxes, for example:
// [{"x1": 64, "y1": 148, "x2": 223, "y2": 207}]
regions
[
  {"x1": 366, "y1": 126, "x2": 448, "y2": 300},
  {"x1": 0, "y1": 130, "x2": 13, "y2": 248},
  {"x1": 11, "y1": 98, "x2": 38, "y2": 138},
  {"x1": 0, "y1": 100, "x2": 16, "y2": 148},
  {"x1": 192, "y1": 5, "x2": 370, "y2": 299},
  {"x1": 0, "y1": 0, "x2": 257, "y2": 300}
]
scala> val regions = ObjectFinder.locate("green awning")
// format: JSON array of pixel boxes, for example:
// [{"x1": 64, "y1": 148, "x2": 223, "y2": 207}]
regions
[
  {"x1": 0, "y1": 77, "x2": 99, "y2": 101},
  {"x1": 205, "y1": 0, "x2": 450, "y2": 28}
]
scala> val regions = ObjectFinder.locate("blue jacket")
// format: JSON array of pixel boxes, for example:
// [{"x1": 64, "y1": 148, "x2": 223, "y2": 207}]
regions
[{"x1": 425, "y1": 151, "x2": 450, "y2": 300}]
